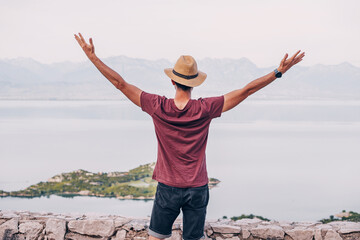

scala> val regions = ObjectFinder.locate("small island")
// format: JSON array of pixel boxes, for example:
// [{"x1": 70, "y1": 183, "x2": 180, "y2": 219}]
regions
[{"x1": 0, "y1": 162, "x2": 220, "y2": 199}]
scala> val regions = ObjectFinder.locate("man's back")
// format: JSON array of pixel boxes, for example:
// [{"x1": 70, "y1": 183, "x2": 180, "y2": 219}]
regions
[
  {"x1": 74, "y1": 37, "x2": 305, "y2": 239},
  {"x1": 140, "y1": 91, "x2": 224, "y2": 188}
]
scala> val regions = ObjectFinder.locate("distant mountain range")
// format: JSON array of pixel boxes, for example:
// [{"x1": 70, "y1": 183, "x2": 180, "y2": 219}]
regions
[{"x1": 0, "y1": 56, "x2": 359, "y2": 100}]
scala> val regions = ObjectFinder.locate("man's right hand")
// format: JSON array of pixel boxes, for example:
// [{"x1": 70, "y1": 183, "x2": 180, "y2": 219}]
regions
[
  {"x1": 73, "y1": 32, "x2": 143, "y2": 108},
  {"x1": 74, "y1": 33, "x2": 96, "y2": 61},
  {"x1": 278, "y1": 50, "x2": 305, "y2": 74}
]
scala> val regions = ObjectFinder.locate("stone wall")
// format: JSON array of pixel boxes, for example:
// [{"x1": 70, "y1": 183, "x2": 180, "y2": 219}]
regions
[{"x1": 1, "y1": 210, "x2": 360, "y2": 240}]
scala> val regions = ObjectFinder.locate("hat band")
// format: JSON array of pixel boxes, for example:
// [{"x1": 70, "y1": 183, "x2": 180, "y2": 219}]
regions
[{"x1": 172, "y1": 69, "x2": 198, "y2": 80}]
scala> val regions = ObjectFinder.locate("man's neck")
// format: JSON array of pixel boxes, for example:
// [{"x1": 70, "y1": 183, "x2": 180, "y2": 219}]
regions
[
  {"x1": 174, "y1": 89, "x2": 191, "y2": 101},
  {"x1": 173, "y1": 89, "x2": 191, "y2": 110}
]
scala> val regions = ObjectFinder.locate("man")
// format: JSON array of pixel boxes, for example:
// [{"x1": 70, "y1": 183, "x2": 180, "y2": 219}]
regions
[{"x1": 75, "y1": 33, "x2": 305, "y2": 240}]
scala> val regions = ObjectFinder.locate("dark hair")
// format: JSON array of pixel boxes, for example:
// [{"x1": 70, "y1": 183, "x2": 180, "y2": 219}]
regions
[{"x1": 174, "y1": 81, "x2": 193, "y2": 92}]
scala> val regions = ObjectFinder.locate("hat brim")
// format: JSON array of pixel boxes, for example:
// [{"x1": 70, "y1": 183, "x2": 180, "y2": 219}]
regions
[{"x1": 164, "y1": 68, "x2": 207, "y2": 87}]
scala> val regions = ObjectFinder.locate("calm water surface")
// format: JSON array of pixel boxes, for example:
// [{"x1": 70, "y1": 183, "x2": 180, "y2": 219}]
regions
[{"x1": 1, "y1": 100, "x2": 359, "y2": 221}]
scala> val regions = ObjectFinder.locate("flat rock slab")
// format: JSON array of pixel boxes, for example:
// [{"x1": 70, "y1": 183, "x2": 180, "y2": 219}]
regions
[
  {"x1": 338, "y1": 222, "x2": 360, "y2": 234},
  {"x1": 210, "y1": 223, "x2": 241, "y2": 234},
  {"x1": 68, "y1": 219, "x2": 115, "y2": 237},
  {"x1": 45, "y1": 218, "x2": 67, "y2": 239},
  {"x1": 285, "y1": 227, "x2": 314, "y2": 240},
  {"x1": 251, "y1": 225, "x2": 285, "y2": 239},
  {"x1": 19, "y1": 221, "x2": 44, "y2": 239}
]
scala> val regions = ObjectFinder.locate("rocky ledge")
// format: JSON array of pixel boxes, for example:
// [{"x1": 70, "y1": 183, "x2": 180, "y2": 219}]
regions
[{"x1": 1, "y1": 211, "x2": 360, "y2": 240}]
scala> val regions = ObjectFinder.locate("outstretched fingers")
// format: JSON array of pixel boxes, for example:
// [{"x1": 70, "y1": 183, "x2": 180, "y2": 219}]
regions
[
  {"x1": 294, "y1": 52, "x2": 305, "y2": 64},
  {"x1": 279, "y1": 50, "x2": 305, "y2": 73},
  {"x1": 74, "y1": 34, "x2": 84, "y2": 47},
  {"x1": 89, "y1": 38, "x2": 94, "y2": 53},
  {"x1": 74, "y1": 33, "x2": 96, "y2": 57},
  {"x1": 79, "y1": 33, "x2": 85, "y2": 43},
  {"x1": 281, "y1": 53, "x2": 288, "y2": 67},
  {"x1": 295, "y1": 58, "x2": 303, "y2": 64},
  {"x1": 290, "y1": 50, "x2": 301, "y2": 63}
]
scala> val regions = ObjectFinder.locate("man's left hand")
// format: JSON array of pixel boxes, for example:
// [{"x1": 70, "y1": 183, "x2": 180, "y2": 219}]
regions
[{"x1": 278, "y1": 50, "x2": 305, "y2": 74}]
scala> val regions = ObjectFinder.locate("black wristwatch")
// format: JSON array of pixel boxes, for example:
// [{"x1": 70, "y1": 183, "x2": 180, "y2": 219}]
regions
[{"x1": 274, "y1": 68, "x2": 282, "y2": 78}]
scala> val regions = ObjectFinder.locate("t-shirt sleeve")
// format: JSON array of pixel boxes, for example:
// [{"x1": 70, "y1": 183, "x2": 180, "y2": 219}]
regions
[
  {"x1": 140, "y1": 91, "x2": 162, "y2": 116},
  {"x1": 203, "y1": 95, "x2": 225, "y2": 119}
]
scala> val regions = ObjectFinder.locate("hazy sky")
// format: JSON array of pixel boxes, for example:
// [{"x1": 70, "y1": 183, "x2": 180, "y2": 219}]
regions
[{"x1": 1, "y1": 0, "x2": 359, "y2": 67}]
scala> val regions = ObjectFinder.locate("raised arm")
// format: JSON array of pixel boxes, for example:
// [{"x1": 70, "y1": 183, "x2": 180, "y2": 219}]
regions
[
  {"x1": 74, "y1": 33, "x2": 142, "y2": 107},
  {"x1": 222, "y1": 50, "x2": 305, "y2": 113}
]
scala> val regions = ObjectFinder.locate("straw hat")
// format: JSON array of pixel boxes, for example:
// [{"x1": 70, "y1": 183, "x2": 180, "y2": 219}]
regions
[{"x1": 164, "y1": 55, "x2": 207, "y2": 87}]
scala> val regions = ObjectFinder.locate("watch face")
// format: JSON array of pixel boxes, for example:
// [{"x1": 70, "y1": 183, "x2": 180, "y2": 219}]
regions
[{"x1": 275, "y1": 72, "x2": 282, "y2": 78}]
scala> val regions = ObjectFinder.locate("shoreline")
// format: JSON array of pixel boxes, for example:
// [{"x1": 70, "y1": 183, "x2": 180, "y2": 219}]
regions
[{"x1": 0, "y1": 178, "x2": 220, "y2": 200}]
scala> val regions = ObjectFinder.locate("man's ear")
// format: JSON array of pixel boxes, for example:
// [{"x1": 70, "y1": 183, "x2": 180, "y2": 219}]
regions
[{"x1": 171, "y1": 79, "x2": 176, "y2": 85}]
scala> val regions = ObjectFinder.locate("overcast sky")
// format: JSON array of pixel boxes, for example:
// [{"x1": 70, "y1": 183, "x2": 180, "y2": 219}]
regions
[{"x1": 1, "y1": 0, "x2": 359, "y2": 67}]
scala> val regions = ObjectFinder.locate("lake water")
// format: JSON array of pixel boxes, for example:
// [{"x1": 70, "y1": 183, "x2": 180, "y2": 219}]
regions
[{"x1": 1, "y1": 99, "x2": 360, "y2": 221}]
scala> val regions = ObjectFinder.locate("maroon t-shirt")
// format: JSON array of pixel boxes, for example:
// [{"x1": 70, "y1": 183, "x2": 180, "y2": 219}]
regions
[{"x1": 140, "y1": 91, "x2": 224, "y2": 188}]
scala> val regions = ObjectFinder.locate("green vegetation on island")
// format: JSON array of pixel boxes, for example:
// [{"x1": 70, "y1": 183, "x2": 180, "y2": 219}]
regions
[
  {"x1": 227, "y1": 214, "x2": 270, "y2": 222},
  {"x1": 0, "y1": 163, "x2": 220, "y2": 199},
  {"x1": 319, "y1": 210, "x2": 360, "y2": 223}
]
